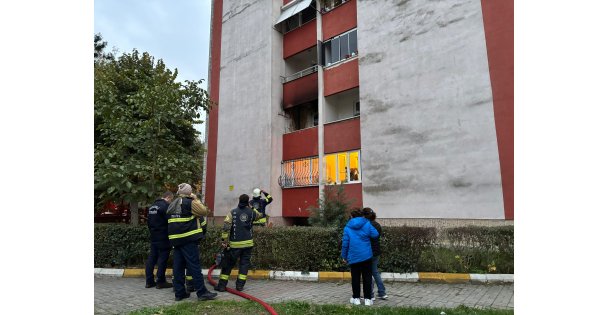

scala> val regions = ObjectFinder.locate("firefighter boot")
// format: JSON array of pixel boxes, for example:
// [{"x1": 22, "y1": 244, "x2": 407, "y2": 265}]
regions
[
  {"x1": 235, "y1": 278, "x2": 246, "y2": 291},
  {"x1": 186, "y1": 280, "x2": 195, "y2": 293},
  {"x1": 214, "y1": 279, "x2": 227, "y2": 292}
]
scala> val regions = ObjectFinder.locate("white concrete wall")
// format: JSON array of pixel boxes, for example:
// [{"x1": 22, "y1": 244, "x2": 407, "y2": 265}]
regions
[
  {"x1": 357, "y1": 0, "x2": 504, "y2": 219},
  {"x1": 324, "y1": 87, "x2": 359, "y2": 123},
  {"x1": 215, "y1": 0, "x2": 283, "y2": 217}
]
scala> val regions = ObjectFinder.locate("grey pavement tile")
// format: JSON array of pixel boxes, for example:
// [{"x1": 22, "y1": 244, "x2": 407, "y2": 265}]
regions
[{"x1": 95, "y1": 276, "x2": 514, "y2": 313}]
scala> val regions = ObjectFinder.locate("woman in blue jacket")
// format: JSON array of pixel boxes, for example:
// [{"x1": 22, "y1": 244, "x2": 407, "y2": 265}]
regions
[{"x1": 341, "y1": 209, "x2": 379, "y2": 306}]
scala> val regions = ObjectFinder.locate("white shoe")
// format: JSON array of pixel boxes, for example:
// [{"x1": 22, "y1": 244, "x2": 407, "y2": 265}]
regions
[
  {"x1": 371, "y1": 297, "x2": 376, "y2": 301},
  {"x1": 350, "y1": 297, "x2": 361, "y2": 305},
  {"x1": 379, "y1": 294, "x2": 388, "y2": 300},
  {"x1": 364, "y1": 299, "x2": 373, "y2": 306}
]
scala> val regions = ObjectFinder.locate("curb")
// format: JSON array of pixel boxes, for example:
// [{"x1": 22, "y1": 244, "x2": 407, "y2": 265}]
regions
[{"x1": 95, "y1": 268, "x2": 513, "y2": 284}]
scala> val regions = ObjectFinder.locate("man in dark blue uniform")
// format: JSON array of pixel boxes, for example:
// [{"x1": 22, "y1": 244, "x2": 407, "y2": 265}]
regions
[
  {"x1": 145, "y1": 191, "x2": 174, "y2": 289},
  {"x1": 167, "y1": 183, "x2": 217, "y2": 301}
]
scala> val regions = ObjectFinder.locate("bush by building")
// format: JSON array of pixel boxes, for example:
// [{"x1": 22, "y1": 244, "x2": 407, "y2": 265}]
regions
[{"x1": 94, "y1": 224, "x2": 513, "y2": 274}]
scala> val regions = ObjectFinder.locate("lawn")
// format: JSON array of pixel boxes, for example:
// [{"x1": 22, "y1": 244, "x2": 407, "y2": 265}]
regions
[{"x1": 129, "y1": 300, "x2": 514, "y2": 315}]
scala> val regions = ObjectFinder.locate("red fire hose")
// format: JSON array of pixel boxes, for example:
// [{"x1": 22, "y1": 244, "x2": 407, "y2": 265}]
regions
[{"x1": 207, "y1": 263, "x2": 278, "y2": 315}]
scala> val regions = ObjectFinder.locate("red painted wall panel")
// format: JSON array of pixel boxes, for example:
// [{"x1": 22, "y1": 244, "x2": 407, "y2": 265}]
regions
[
  {"x1": 282, "y1": 186, "x2": 319, "y2": 217},
  {"x1": 322, "y1": 0, "x2": 357, "y2": 41},
  {"x1": 481, "y1": 0, "x2": 514, "y2": 220},
  {"x1": 324, "y1": 59, "x2": 359, "y2": 96},
  {"x1": 324, "y1": 117, "x2": 360, "y2": 154},
  {"x1": 283, "y1": 72, "x2": 318, "y2": 108},
  {"x1": 205, "y1": 0, "x2": 223, "y2": 214},
  {"x1": 283, "y1": 126, "x2": 319, "y2": 160},
  {"x1": 342, "y1": 183, "x2": 363, "y2": 209},
  {"x1": 284, "y1": 20, "x2": 317, "y2": 59},
  {"x1": 283, "y1": 0, "x2": 291, "y2": 4}
]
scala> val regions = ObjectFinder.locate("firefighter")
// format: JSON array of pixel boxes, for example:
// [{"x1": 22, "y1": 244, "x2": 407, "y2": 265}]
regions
[
  {"x1": 166, "y1": 183, "x2": 217, "y2": 301},
  {"x1": 185, "y1": 215, "x2": 207, "y2": 292},
  {"x1": 250, "y1": 188, "x2": 272, "y2": 226},
  {"x1": 214, "y1": 194, "x2": 266, "y2": 292}
]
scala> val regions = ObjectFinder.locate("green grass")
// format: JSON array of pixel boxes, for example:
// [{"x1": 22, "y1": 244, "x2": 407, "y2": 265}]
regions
[{"x1": 128, "y1": 300, "x2": 514, "y2": 315}]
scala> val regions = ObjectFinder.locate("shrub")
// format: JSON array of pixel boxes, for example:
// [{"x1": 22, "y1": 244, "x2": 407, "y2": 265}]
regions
[
  {"x1": 418, "y1": 226, "x2": 514, "y2": 274},
  {"x1": 94, "y1": 224, "x2": 513, "y2": 274},
  {"x1": 307, "y1": 185, "x2": 353, "y2": 228}
]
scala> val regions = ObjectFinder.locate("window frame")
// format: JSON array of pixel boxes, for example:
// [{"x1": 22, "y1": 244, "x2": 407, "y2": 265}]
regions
[
  {"x1": 322, "y1": 28, "x2": 358, "y2": 67},
  {"x1": 323, "y1": 150, "x2": 361, "y2": 185}
]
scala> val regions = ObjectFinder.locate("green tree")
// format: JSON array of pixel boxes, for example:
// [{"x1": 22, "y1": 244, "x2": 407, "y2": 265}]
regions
[
  {"x1": 94, "y1": 48, "x2": 210, "y2": 225},
  {"x1": 94, "y1": 33, "x2": 114, "y2": 61},
  {"x1": 307, "y1": 185, "x2": 353, "y2": 228}
]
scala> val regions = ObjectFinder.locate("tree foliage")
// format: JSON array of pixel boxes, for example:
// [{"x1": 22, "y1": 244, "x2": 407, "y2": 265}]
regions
[
  {"x1": 307, "y1": 185, "x2": 353, "y2": 228},
  {"x1": 94, "y1": 33, "x2": 114, "y2": 61},
  {"x1": 94, "y1": 40, "x2": 210, "y2": 222}
]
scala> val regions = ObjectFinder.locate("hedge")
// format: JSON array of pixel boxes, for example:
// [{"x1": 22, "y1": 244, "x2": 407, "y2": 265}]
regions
[{"x1": 94, "y1": 224, "x2": 513, "y2": 274}]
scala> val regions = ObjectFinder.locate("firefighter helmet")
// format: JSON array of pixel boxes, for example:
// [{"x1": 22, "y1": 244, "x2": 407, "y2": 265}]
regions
[{"x1": 252, "y1": 188, "x2": 261, "y2": 198}]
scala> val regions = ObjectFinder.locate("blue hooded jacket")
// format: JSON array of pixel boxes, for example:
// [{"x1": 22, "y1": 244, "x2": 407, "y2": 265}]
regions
[{"x1": 341, "y1": 217, "x2": 379, "y2": 265}]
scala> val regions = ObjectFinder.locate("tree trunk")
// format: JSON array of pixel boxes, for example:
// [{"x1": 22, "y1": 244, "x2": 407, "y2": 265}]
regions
[{"x1": 130, "y1": 201, "x2": 139, "y2": 225}]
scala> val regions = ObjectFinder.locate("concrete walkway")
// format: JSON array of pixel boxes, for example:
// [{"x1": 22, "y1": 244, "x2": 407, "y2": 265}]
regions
[{"x1": 94, "y1": 276, "x2": 513, "y2": 314}]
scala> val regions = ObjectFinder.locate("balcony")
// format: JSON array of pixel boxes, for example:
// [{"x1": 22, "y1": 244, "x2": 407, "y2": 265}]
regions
[
  {"x1": 283, "y1": 70, "x2": 318, "y2": 109},
  {"x1": 324, "y1": 116, "x2": 360, "y2": 154},
  {"x1": 324, "y1": 57, "x2": 359, "y2": 97},
  {"x1": 279, "y1": 156, "x2": 319, "y2": 188},
  {"x1": 283, "y1": 16, "x2": 317, "y2": 59},
  {"x1": 282, "y1": 186, "x2": 319, "y2": 217},
  {"x1": 283, "y1": 125, "x2": 318, "y2": 161},
  {"x1": 322, "y1": 0, "x2": 357, "y2": 41}
]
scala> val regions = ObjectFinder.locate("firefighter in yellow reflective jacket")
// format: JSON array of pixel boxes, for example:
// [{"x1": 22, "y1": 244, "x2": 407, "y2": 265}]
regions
[
  {"x1": 214, "y1": 194, "x2": 265, "y2": 292},
  {"x1": 166, "y1": 183, "x2": 217, "y2": 301},
  {"x1": 250, "y1": 188, "x2": 272, "y2": 226},
  {"x1": 185, "y1": 215, "x2": 207, "y2": 292}
]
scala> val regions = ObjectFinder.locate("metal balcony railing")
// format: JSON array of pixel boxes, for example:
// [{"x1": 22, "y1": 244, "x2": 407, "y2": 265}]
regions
[
  {"x1": 278, "y1": 156, "x2": 320, "y2": 188},
  {"x1": 281, "y1": 65, "x2": 318, "y2": 84}
]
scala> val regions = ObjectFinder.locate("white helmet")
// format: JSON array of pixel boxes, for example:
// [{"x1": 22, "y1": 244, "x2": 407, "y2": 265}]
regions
[{"x1": 252, "y1": 188, "x2": 261, "y2": 198}]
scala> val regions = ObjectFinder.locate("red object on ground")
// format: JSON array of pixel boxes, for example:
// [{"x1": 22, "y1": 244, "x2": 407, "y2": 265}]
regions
[{"x1": 206, "y1": 264, "x2": 278, "y2": 315}]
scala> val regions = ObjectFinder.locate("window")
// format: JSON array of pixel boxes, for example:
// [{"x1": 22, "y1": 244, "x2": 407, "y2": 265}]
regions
[
  {"x1": 283, "y1": 3, "x2": 317, "y2": 34},
  {"x1": 354, "y1": 101, "x2": 360, "y2": 116},
  {"x1": 323, "y1": 150, "x2": 361, "y2": 185},
  {"x1": 279, "y1": 157, "x2": 319, "y2": 188},
  {"x1": 324, "y1": 154, "x2": 337, "y2": 184},
  {"x1": 280, "y1": 150, "x2": 361, "y2": 188},
  {"x1": 322, "y1": 29, "x2": 357, "y2": 67}
]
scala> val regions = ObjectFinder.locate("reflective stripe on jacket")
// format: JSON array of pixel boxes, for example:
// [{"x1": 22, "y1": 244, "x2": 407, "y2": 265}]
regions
[
  {"x1": 166, "y1": 197, "x2": 203, "y2": 247},
  {"x1": 221, "y1": 205, "x2": 263, "y2": 248}
]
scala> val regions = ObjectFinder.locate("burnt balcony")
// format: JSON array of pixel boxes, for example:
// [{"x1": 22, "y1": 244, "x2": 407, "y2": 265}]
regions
[{"x1": 283, "y1": 70, "x2": 319, "y2": 110}]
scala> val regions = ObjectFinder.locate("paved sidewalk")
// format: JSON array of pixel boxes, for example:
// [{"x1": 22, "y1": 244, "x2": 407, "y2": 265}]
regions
[{"x1": 95, "y1": 276, "x2": 513, "y2": 314}]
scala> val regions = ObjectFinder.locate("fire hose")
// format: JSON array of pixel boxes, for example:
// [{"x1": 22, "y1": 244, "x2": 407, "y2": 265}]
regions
[{"x1": 207, "y1": 251, "x2": 278, "y2": 315}]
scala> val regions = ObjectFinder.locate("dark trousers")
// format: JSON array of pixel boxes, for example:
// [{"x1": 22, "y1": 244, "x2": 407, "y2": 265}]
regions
[
  {"x1": 172, "y1": 241, "x2": 210, "y2": 298},
  {"x1": 145, "y1": 243, "x2": 170, "y2": 285},
  {"x1": 219, "y1": 247, "x2": 252, "y2": 286},
  {"x1": 350, "y1": 258, "x2": 373, "y2": 299},
  {"x1": 371, "y1": 256, "x2": 386, "y2": 297}
]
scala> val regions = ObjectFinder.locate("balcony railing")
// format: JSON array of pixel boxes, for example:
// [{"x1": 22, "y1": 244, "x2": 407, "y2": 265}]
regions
[
  {"x1": 281, "y1": 65, "x2": 318, "y2": 84},
  {"x1": 278, "y1": 156, "x2": 320, "y2": 188}
]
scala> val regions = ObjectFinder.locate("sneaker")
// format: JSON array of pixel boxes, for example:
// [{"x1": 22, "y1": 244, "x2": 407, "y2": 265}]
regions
[
  {"x1": 364, "y1": 299, "x2": 373, "y2": 306},
  {"x1": 371, "y1": 297, "x2": 376, "y2": 301},
  {"x1": 156, "y1": 282, "x2": 173, "y2": 289},
  {"x1": 198, "y1": 291, "x2": 218, "y2": 301},
  {"x1": 379, "y1": 294, "x2": 388, "y2": 300},
  {"x1": 175, "y1": 292, "x2": 191, "y2": 301},
  {"x1": 145, "y1": 282, "x2": 156, "y2": 288},
  {"x1": 350, "y1": 297, "x2": 361, "y2": 305}
]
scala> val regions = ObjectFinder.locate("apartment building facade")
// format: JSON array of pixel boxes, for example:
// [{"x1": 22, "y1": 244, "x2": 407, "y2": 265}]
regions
[{"x1": 204, "y1": 0, "x2": 513, "y2": 226}]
